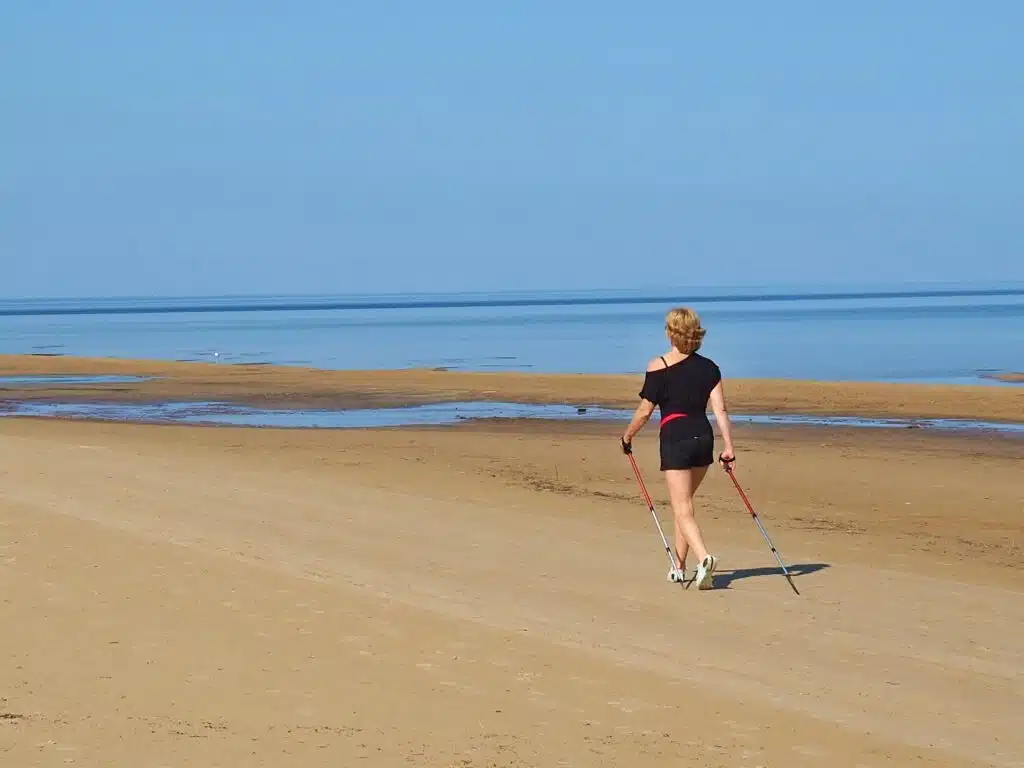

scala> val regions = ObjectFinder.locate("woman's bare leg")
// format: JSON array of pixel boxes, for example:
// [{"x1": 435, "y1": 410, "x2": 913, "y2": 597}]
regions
[{"x1": 665, "y1": 466, "x2": 710, "y2": 568}]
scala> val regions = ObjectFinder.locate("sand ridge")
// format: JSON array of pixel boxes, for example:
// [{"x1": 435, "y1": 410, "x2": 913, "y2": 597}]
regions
[{"x1": 2, "y1": 354, "x2": 1023, "y2": 422}]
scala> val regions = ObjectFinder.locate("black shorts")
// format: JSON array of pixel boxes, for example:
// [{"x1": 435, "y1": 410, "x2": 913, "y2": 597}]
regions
[{"x1": 660, "y1": 431, "x2": 714, "y2": 471}]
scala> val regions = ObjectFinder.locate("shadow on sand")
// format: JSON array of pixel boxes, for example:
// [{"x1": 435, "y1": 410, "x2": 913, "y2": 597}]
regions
[{"x1": 711, "y1": 562, "x2": 831, "y2": 590}]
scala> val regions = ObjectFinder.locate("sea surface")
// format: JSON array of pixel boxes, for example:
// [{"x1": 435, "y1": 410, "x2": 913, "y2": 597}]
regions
[{"x1": 1, "y1": 284, "x2": 1022, "y2": 384}]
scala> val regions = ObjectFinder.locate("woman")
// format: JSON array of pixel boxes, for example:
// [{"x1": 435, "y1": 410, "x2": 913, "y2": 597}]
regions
[{"x1": 620, "y1": 307, "x2": 735, "y2": 590}]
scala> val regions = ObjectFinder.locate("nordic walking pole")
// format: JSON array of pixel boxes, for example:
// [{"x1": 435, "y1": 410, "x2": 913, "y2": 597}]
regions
[
  {"x1": 719, "y1": 455, "x2": 800, "y2": 595},
  {"x1": 622, "y1": 439, "x2": 689, "y2": 587}
]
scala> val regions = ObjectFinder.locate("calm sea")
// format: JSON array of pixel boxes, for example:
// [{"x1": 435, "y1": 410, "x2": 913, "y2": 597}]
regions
[{"x1": 1, "y1": 285, "x2": 1022, "y2": 384}]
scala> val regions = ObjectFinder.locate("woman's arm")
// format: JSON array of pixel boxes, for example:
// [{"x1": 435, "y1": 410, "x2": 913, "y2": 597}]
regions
[
  {"x1": 621, "y1": 398, "x2": 655, "y2": 447},
  {"x1": 708, "y1": 380, "x2": 735, "y2": 462},
  {"x1": 622, "y1": 357, "x2": 664, "y2": 450}
]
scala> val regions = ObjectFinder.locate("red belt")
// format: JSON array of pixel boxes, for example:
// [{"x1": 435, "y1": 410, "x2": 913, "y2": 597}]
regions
[{"x1": 660, "y1": 413, "x2": 687, "y2": 428}]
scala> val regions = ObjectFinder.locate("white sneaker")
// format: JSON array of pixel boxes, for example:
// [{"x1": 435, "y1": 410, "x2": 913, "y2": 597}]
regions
[
  {"x1": 667, "y1": 566, "x2": 686, "y2": 583},
  {"x1": 694, "y1": 554, "x2": 718, "y2": 590}
]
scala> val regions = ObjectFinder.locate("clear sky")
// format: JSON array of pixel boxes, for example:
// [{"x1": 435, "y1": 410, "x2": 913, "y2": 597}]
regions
[{"x1": 3, "y1": 1, "x2": 1022, "y2": 299}]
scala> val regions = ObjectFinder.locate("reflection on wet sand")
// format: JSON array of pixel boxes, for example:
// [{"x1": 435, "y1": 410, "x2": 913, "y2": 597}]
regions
[{"x1": 3, "y1": 398, "x2": 1022, "y2": 435}]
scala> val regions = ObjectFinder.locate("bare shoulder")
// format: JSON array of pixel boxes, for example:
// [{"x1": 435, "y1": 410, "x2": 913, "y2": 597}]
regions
[{"x1": 646, "y1": 356, "x2": 668, "y2": 372}]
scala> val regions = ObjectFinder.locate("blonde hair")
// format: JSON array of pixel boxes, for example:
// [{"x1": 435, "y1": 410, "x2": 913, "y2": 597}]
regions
[{"x1": 665, "y1": 307, "x2": 706, "y2": 354}]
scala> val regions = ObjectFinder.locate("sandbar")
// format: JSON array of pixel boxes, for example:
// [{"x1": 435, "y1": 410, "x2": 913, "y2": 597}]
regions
[{"x1": 2, "y1": 353, "x2": 1023, "y2": 423}]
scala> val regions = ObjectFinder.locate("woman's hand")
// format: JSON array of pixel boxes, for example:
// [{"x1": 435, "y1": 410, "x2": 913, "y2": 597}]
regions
[
  {"x1": 620, "y1": 435, "x2": 633, "y2": 454},
  {"x1": 718, "y1": 448, "x2": 735, "y2": 468}
]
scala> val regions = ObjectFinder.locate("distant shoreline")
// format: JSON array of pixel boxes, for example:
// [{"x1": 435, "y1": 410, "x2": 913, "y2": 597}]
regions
[
  {"x1": 2, "y1": 353, "x2": 1022, "y2": 424},
  {"x1": 984, "y1": 372, "x2": 1024, "y2": 383}
]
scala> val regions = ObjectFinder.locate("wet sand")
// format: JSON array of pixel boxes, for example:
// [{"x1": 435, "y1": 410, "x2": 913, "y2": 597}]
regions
[
  {"x1": 2, "y1": 353, "x2": 1023, "y2": 423},
  {"x1": 1, "y1": 356, "x2": 1022, "y2": 766}
]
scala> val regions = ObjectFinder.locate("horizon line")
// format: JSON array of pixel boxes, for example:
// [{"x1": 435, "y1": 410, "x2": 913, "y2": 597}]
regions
[{"x1": 1, "y1": 283, "x2": 1023, "y2": 319}]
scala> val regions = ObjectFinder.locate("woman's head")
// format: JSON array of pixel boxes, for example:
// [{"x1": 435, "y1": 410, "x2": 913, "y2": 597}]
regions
[{"x1": 665, "y1": 307, "x2": 706, "y2": 354}]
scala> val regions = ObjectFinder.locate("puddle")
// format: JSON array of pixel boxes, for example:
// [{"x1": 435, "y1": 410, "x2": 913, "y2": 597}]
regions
[
  {"x1": 0, "y1": 400, "x2": 623, "y2": 428},
  {"x1": 0, "y1": 375, "x2": 149, "y2": 387},
  {"x1": 0, "y1": 399, "x2": 1021, "y2": 435},
  {"x1": 731, "y1": 413, "x2": 1024, "y2": 434},
  {"x1": 0, "y1": 400, "x2": 631, "y2": 428}
]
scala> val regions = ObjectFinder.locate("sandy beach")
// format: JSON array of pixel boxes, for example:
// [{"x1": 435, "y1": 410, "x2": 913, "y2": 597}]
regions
[{"x1": 2, "y1": 356, "x2": 1022, "y2": 766}]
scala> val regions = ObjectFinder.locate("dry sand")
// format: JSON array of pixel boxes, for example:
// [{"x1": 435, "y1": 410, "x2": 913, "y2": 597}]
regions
[{"x1": 1, "y1": 357, "x2": 1023, "y2": 766}]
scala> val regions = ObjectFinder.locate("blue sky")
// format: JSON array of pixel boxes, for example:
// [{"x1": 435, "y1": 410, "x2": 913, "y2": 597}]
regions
[{"x1": 3, "y1": 1, "x2": 1022, "y2": 298}]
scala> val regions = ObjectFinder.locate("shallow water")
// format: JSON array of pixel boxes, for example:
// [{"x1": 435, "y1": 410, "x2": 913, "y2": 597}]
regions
[
  {"x1": 3, "y1": 286, "x2": 1022, "y2": 383},
  {"x1": 0, "y1": 374, "x2": 149, "y2": 387},
  {"x1": 1, "y1": 399, "x2": 1021, "y2": 435}
]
